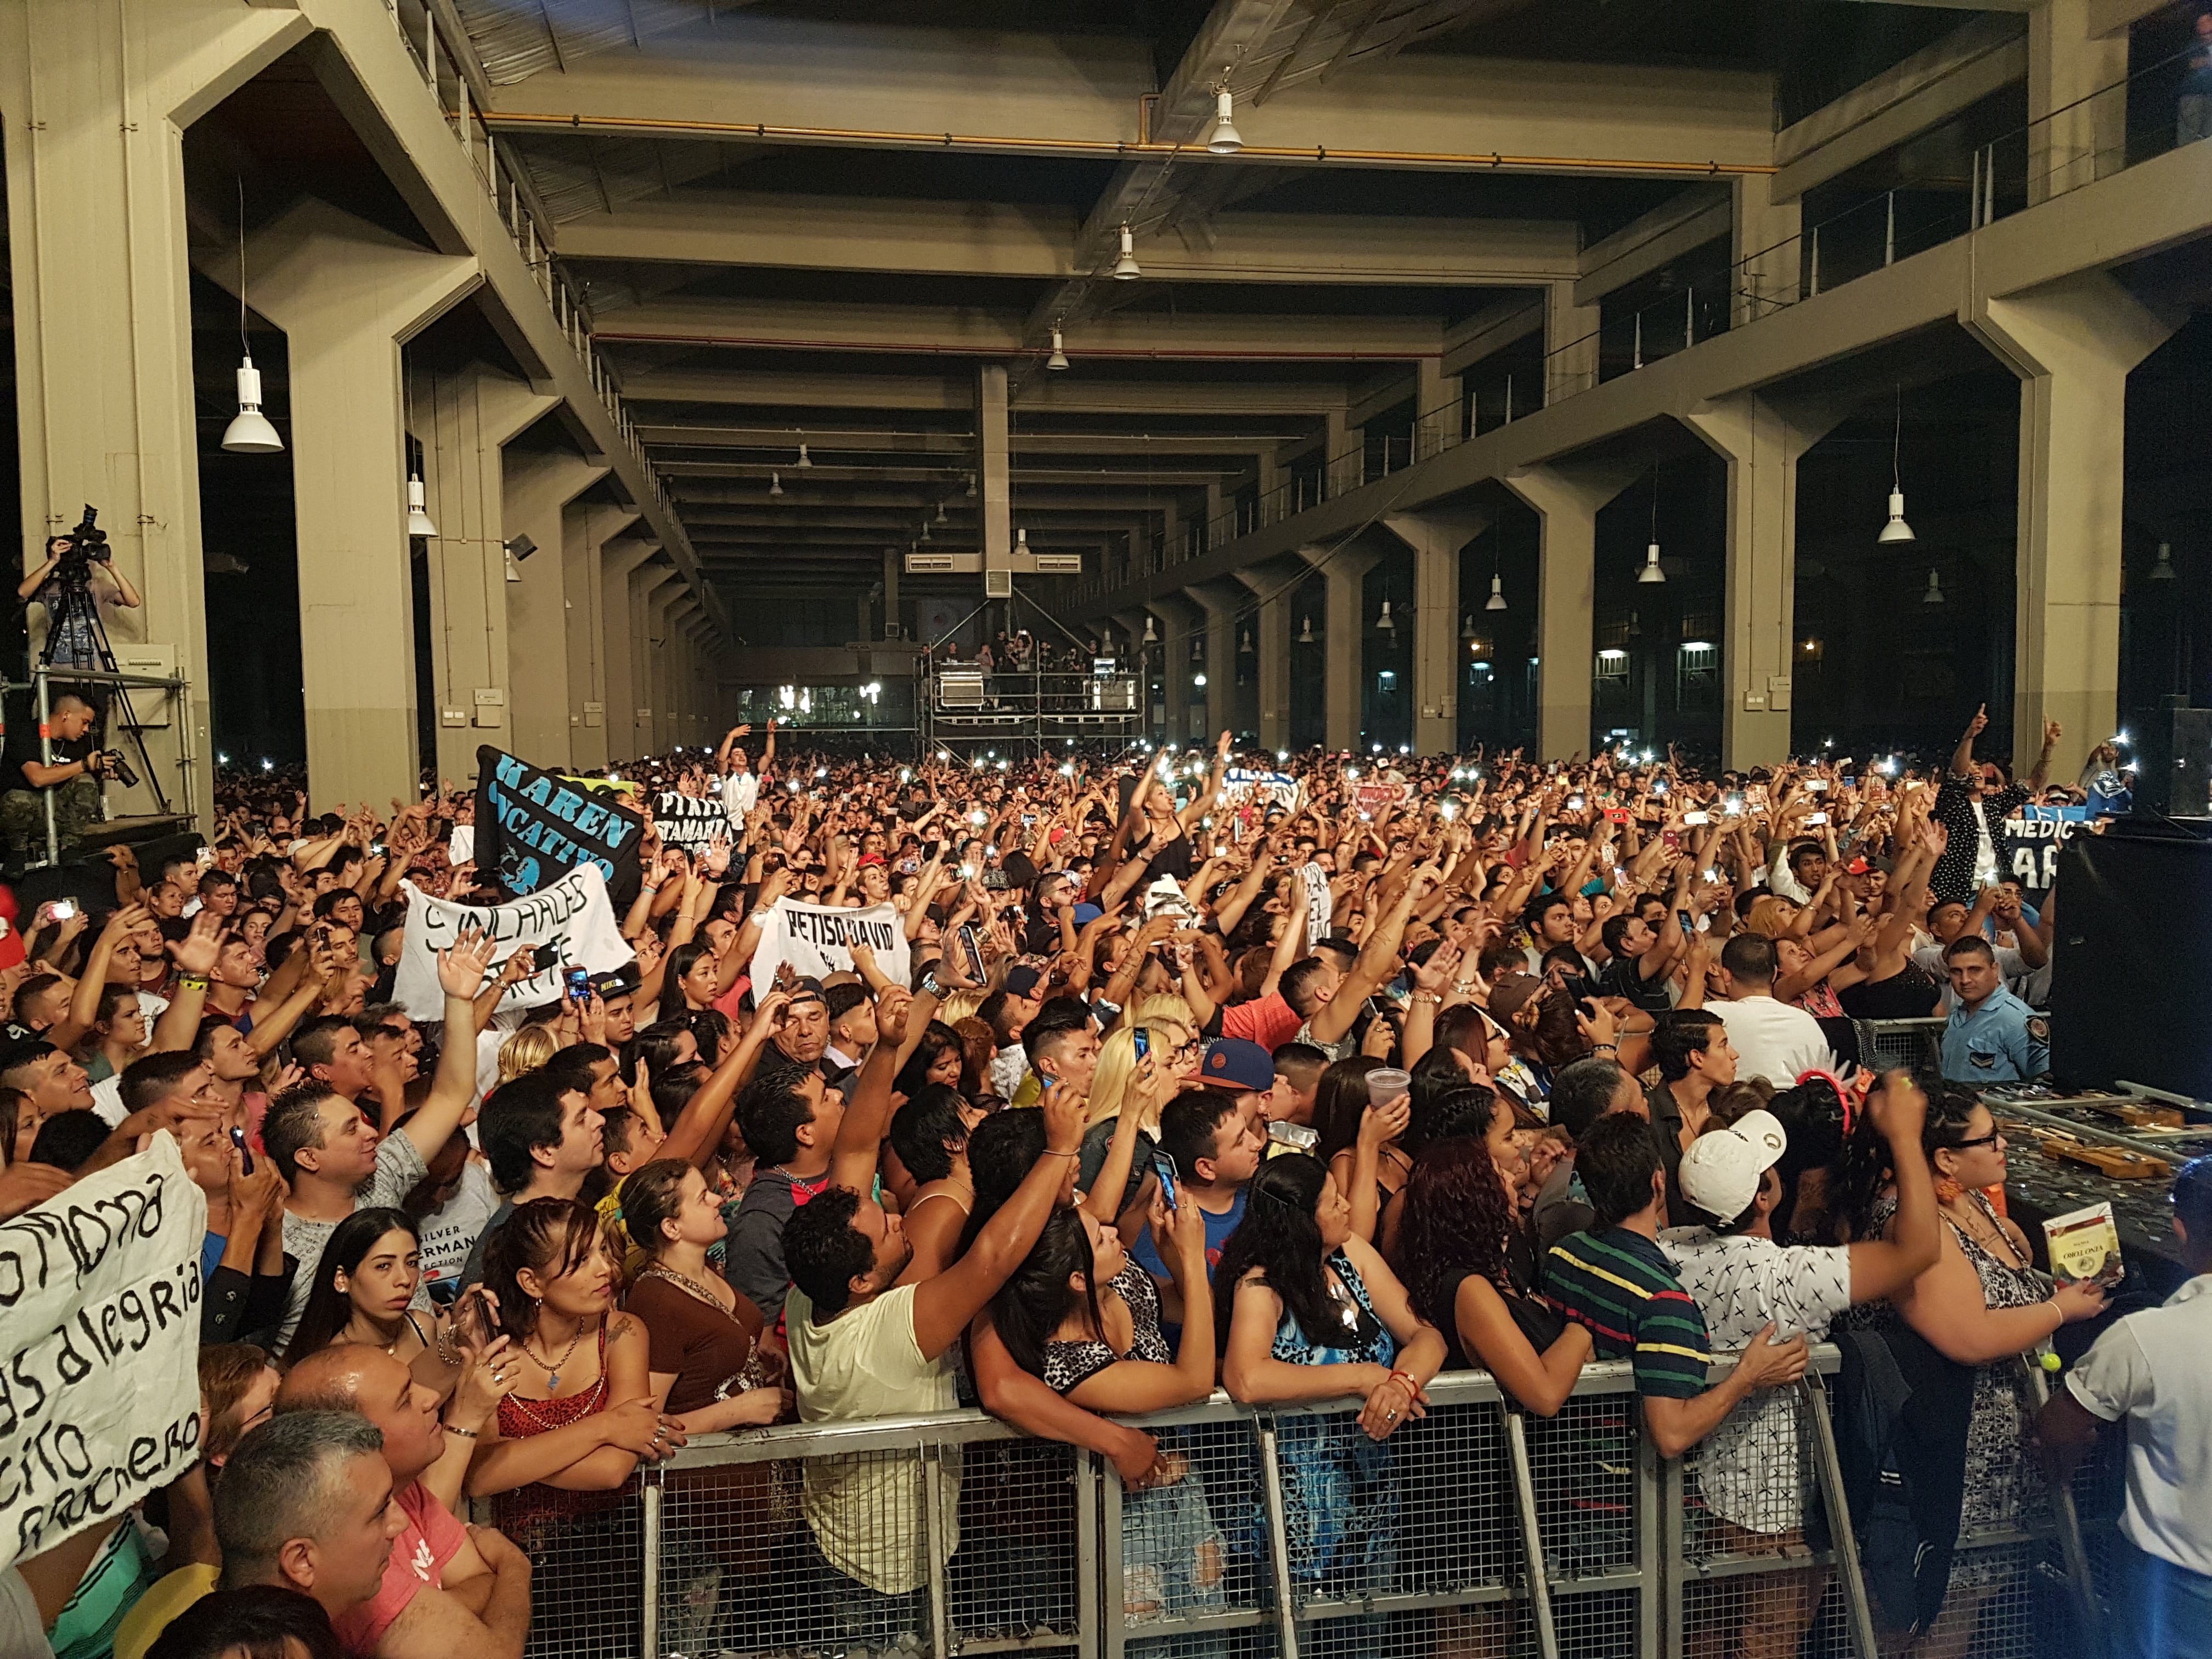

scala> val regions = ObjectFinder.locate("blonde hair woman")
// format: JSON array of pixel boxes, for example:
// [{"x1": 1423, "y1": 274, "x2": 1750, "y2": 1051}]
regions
[
  {"x1": 498, "y1": 1024, "x2": 560, "y2": 1083},
  {"x1": 937, "y1": 986, "x2": 988, "y2": 1026},
  {"x1": 1088, "y1": 1019, "x2": 1198, "y2": 1133}
]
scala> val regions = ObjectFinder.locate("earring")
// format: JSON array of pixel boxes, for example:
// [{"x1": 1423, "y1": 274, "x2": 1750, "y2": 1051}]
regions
[{"x1": 1934, "y1": 1173, "x2": 1965, "y2": 1205}]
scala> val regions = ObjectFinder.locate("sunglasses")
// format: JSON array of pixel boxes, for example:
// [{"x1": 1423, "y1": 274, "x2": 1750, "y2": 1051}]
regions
[{"x1": 1949, "y1": 1129, "x2": 2002, "y2": 1151}]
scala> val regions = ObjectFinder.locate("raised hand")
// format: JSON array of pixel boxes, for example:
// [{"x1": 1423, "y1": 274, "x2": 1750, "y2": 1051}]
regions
[
  {"x1": 437, "y1": 928, "x2": 498, "y2": 999},
  {"x1": 168, "y1": 911, "x2": 223, "y2": 979}
]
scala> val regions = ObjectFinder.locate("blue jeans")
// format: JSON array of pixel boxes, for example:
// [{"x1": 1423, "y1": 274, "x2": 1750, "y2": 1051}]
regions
[
  {"x1": 2112, "y1": 1536, "x2": 2212, "y2": 1659},
  {"x1": 803, "y1": 1537, "x2": 928, "y2": 1652}
]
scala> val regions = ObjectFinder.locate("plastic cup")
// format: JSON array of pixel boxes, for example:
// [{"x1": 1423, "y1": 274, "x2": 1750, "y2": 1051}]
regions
[{"x1": 1366, "y1": 1068, "x2": 1410, "y2": 1105}]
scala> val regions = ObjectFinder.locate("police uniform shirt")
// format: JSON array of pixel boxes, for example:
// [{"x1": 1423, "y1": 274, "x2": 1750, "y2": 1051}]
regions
[{"x1": 1940, "y1": 986, "x2": 2048, "y2": 1084}]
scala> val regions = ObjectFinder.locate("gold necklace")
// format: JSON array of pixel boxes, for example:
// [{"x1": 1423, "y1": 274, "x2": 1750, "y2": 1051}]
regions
[{"x1": 522, "y1": 1322, "x2": 584, "y2": 1389}]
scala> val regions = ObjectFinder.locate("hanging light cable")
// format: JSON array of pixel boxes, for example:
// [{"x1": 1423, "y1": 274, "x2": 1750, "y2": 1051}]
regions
[
  {"x1": 1880, "y1": 386, "x2": 1915, "y2": 544},
  {"x1": 222, "y1": 180, "x2": 283, "y2": 455},
  {"x1": 403, "y1": 360, "x2": 436, "y2": 538},
  {"x1": 1639, "y1": 463, "x2": 1665, "y2": 583}
]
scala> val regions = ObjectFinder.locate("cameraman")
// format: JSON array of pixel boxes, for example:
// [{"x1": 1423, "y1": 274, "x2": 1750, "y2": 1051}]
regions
[
  {"x1": 0, "y1": 691, "x2": 117, "y2": 862},
  {"x1": 19, "y1": 532, "x2": 139, "y2": 668}
]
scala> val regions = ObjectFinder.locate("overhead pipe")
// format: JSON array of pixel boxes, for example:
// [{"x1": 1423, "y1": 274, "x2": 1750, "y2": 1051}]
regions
[{"x1": 480, "y1": 109, "x2": 1777, "y2": 179}]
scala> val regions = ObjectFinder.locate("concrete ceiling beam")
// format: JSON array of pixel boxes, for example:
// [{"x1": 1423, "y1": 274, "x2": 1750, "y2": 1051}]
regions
[
  {"x1": 617, "y1": 368, "x2": 1352, "y2": 417},
  {"x1": 640, "y1": 424, "x2": 1308, "y2": 456}
]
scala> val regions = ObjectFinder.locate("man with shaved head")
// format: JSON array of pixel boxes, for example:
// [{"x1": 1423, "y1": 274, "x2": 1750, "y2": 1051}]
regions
[{"x1": 274, "y1": 1345, "x2": 531, "y2": 1659}]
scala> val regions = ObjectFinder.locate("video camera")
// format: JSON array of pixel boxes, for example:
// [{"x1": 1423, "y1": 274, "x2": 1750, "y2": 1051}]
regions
[{"x1": 54, "y1": 505, "x2": 112, "y2": 578}]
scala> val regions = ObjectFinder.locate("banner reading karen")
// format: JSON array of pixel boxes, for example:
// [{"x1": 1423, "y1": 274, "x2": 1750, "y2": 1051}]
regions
[{"x1": 475, "y1": 746, "x2": 645, "y2": 906}]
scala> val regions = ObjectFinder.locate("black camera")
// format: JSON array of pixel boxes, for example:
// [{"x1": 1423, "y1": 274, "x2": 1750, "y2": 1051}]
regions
[
  {"x1": 58, "y1": 505, "x2": 111, "y2": 571},
  {"x1": 94, "y1": 749, "x2": 137, "y2": 788}
]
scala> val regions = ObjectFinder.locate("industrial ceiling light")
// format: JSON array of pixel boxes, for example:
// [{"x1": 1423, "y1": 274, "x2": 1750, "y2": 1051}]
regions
[
  {"x1": 918, "y1": 519, "x2": 932, "y2": 543},
  {"x1": 1112, "y1": 223, "x2": 1141, "y2": 281},
  {"x1": 1206, "y1": 78, "x2": 1243, "y2": 154},
  {"x1": 406, "y1": 474, "x2": 437, "y2": 539},
  {"x1": 935, "y1": 500, "x2": 949, "y2": 525},
  {"x1": 1047, "y1": 324, "x2": 1070, "y2": 371},
  {"x1": 1015, "y1": 526, "x2": 1029, "y2": 551},
  {"x1": 1239, "y1": 628, "x2": 1254, "y2": 654},
  {"x1": 769, "y1": 471, "x2": 783, "y2": 499},
  {"x1": 1460, "y1": 613, "x2": 1477, "y2": 639},
  {"x1": 2149, "y1": 541, "x2": 2176, "y2": 580},
  {"x1": 1922, "y1": 568, "x2": 1945, "y2": 605},
  {"x1": 1639, "y1": 464, "x2": 1664, "y2": 582},
  {"x1": 223, "y1": 357, "x2": 283, "y2": 454},
  {"x1": 223, "y1": 183, "x2": 284, "y2": 455},
  {"x1": 795, "y1": 441, "x2": 813, "y2": 469},
  {"x1": 1878, "y1": 386, "x2": 1915, "y2": 544},
  {"x1": 1142, "y1": 614, "x2": 1157, "y2": 644},
  {"x1": 966, "y1": 472, "x2": 978, "y2": 498},
  {"x1": 1375, "y1": 598, "x2": 1395, "y2": 633},
  {"x1": 1485, "y1": 572, "x2": 1506, "y2": 612},
  {"x1": 1190, "y1": 634, "x2": 1204, "y2": 663},
  {"x1": 1299, "y1": 616, "x2": 1317, "y2": 643}
]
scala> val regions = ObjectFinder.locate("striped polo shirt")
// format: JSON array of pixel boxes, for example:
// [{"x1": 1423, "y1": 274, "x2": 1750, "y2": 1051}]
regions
[{"x1": 1543, "y1": 1226, "x2": 1713, "y2": 1400}]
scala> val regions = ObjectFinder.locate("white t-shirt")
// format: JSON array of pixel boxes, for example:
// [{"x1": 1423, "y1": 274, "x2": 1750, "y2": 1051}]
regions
[
  {"x1": 722, "y1": 770, "x2": 760, "y2": 823},
  {"x1": 415, "y1": 1160, "x2": 499, "y2": 1291},
  {"x1": 1659, "y1": 1227, "x2": 1854, "y2": 1534},
  {"x1": 2064, "y1": 1273, "x2": 2212, "y2": 1576},
  {"x1": 788, "y1": 1281, "x2": 960, "y2": 1594},
  {"x1": 1711, "y1": 996, "x2": 1836, "y2": 1088},
  {"x1": 90, "y1": 1075, "x2": 127, "y2": 1128}
]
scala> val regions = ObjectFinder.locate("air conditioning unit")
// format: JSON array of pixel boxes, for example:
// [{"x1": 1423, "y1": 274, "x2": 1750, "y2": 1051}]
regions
[
  {"x1": 905, "y1": 552, "x2": 957, "y2": 573},
  {"x1": 1033, "y1": 553, "x2": 1083, "y2": 573},
  {"x1": 937, "y1": 667, "x2": 985, "y2": 708},
  {"x1": 983, "y1": 568, "x2": 1014, "y2": 599}
]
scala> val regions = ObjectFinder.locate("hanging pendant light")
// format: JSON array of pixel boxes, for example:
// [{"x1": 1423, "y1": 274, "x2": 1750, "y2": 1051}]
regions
[
  {"x1": 222, "y1": 183, "x2": 284, "y2": 455},
  {"x1": 795, "y1": 441, "x2": 813, "y2": 469},
  {"x1": 1190, "y1": 633, "x2": 1204, "y2": 663},
  {"x1": 1922, "y1": 568, "x2": 1945, "y2": 605},
  {"x1": 406, "y1": 475, "x2": 437, "y2": 538},
  {"x1": 966, "y1": 472, "x2": 978, "y2": 498},
  {"x1": 223, "y1": 356, "x2": 283, "y2": 454},
  {"x1": 1046, "y1": 325, "x2": 1070, "y2": 371},
  {"x1": 1015, "y1": 526, "x2": 1029, "y2": 552},
  {"x1": 2149, "y1": 541, "x2": 2176, "y2": 580},
  {"x1": 919, "y1": 519, "x2": 932, "y2": 543},
  {"x1": 1299, "y1": 616, "x2": 1317, "y2": 643},
  {"x1": 1639, "y1": 464, "x2": 1664, "y2": 582},
  {"x1": 1375, "y1": 599, "x2": 1395, "y2": 633},
  {"x1": 1878, "y1": 387, "x2": 1915, "y2": 544},
  {"x1": 769, "y1": 471, "x2": 783, "y2": 499},
  {"x1": 1240, "y1": 629, "x2": 1255, "y2": 655},
  {"x1": 1206, "y1": 80, "x2": 1243, "y2": 154},
  {"x1": 935, "y1": 500, "x2": 949, "y2": 525},
  {"x1": 1485, "y1": 572, "x2": 1506, "y2": 612},
  {"x1": 1460, "y1": 613, "x2": 1477, "y2": 639},
  {"x1": 1142, "y1": 615, "x2": 1158, "y2": 644},
  {"x1": 1112, "y1": 224, "x2": 1141, "y2": 281}
]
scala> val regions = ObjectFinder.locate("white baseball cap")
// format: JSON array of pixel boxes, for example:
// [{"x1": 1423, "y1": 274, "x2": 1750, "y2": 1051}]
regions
[{"x1": 1677, "y1": 1108, "x2": 1788, "y2": 1221}]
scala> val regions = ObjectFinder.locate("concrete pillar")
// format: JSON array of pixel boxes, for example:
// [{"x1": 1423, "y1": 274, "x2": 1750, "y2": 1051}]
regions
[
  {"x1": 1546, "y1": 281, "x2": 1601, "y2": 408},
  {"x1": 563, "y1": 505, "x2": 640, "y2": 772},
  {"x1": 1110, "y1": 608, "x2": 1153, "y2": 737},
  {"x1": 1148, "y1": 597, "x2": 1200, "y2": 743},
  {"x1": 1299, "y1": 546, "x2": 1380, "y2": 753},
  {"x1": 1235, "y1": 563, "x2": 1299, "y2": 755},
  {"x1": 1503, "y1": 464, "x2": 1641, "y2": 760},
  {"x1": 415, "y1": 360, "x2": 556, "y2": 783},
  {"x1": 2028, "y1": 0, "x2": 2130, "y2": 202},
  {"x1": 599, "y1": 540, "x2": 656, "y2": 763},
  {"x1": 1682, "y1": 394, "x2": 1849, "y2": 770},
  {"x1": 882, "y1": 548, "x2": 901, "y2": 639},
  {"x1": 1416, "y1": 359, "x2": 1464, "y2": 459},
  {"x1": 979, "y1": 364, "x2": 1011, "y2": 590},
  {"x1": 1967, "y1": 273, "x2": 2179, "y2": 765},
  {"x1": 1732, "y1": 174, "x2": 1803, "y2": 328},
  {"x1": 1386, "y1": 510, "x2": 1489, "y2": 756},
  {"x1": 1186, "y1": 584, "x2": 1241, "y2": 741},
  {"x1": 501, "y1": 452, "x2": 608, "y2": 770},
  {"x1": 4, "y1": 0, "x2": 310, "y2": 827},
  {"x1": 630, "y1": 566, "x2": 680, "y2": 760},
  {"x1": 227, "y1": 200, "x2": 477, "y2": 808}
]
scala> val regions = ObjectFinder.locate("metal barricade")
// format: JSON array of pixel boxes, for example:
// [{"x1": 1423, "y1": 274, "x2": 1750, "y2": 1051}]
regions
[
  {"x1": 1853, "y1": 1016, "x2": 1951, "y2": 1076},
  {"x1": 498, "y1": 1345, "x2": 1944, "y2": 1659}
]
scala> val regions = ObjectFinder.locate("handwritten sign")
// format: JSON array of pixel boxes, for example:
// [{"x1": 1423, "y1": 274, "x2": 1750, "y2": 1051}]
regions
[
  {"x1": 0, "y1": 1135, "x2": 205, "y2": 1570},
  {"x1": 747, "y1": 898, "x2": 911, "y2": 992},
  {"x1": 392, "y1": 864, "x2": 634, "y2": 1021},
  {"x1": 654, "y1": 791, "x2": 730, "y2": 854}
]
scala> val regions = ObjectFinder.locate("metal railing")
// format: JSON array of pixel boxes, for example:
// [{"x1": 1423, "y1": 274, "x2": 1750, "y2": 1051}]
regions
[
  {"x1": 1079, "y1": 46, "x2": 2208, "y2": 609},
  {"x1": 0, "y1": 661, "x2": 196, "y2": 866},
  {"x1": 476, "y1": 1345, "x2": 2109, "y2": 1659}
]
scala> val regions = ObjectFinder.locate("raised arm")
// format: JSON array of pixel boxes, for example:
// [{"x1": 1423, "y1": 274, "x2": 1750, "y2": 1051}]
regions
[
  {"x1": 1949, "y1": 704, "x2": 1988, "y2": 781},
  {"x1": 826, "y1": 989, "x2": 912, "y2": 1195},
  {"x1": 398, "y1": 932, "x2": 499, "y2": 1164}
]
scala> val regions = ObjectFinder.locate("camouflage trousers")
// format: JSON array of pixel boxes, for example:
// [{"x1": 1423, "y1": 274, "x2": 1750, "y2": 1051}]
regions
[{"x1": 0, "y1": 775, "x2": 100, "y2": 860}]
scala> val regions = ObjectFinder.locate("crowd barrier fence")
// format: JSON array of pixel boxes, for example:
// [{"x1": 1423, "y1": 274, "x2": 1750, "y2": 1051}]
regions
[{"x1": 481, "y1": 1343, "x2": 2126, "y2": 1659}]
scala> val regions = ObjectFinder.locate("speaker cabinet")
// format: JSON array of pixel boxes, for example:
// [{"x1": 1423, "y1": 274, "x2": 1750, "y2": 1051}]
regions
[{"x1": 2049, "y1": 826, "x2": 2212, "y2": 1098}]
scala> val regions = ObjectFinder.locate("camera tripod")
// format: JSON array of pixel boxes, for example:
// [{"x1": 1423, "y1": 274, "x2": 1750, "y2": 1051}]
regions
[{"x1": 34, "y1": 558, "x2": 171, "y2": 817}]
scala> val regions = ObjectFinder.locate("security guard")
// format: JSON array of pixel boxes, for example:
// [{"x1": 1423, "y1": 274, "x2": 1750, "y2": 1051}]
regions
[{"x1": 1940, "y1": 934, "x2": 2049, "y2": 1084}]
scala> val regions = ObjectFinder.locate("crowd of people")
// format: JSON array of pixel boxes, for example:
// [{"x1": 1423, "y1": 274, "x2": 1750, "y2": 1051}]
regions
[{"x1": 2, "y1": 703, "x2": 2205, "y2": 1659}]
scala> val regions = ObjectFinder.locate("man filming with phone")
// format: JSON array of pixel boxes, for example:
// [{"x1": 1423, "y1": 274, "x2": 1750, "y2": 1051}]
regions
[{"x1": 0, "y1": 688, "x2": 126, "y2": 862}]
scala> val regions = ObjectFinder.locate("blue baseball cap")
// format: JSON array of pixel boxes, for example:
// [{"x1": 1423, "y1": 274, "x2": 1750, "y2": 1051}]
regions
[{"x1": 1198, "y1": 1038, "x2": 1273, "y2": 1093}]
